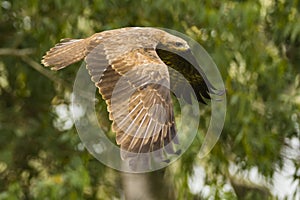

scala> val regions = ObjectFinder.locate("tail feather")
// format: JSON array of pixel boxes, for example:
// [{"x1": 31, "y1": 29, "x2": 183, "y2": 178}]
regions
[{"x1": 41, "y1": 38, "x2": 86, "y2": 70}]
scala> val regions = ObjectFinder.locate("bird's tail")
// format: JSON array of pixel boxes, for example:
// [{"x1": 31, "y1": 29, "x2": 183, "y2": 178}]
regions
[{"x1": 41, "y1": 38, "x2": 86, "y2": 70}]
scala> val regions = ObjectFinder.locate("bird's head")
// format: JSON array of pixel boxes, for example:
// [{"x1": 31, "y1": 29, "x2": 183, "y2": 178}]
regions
[{"x1": 156, "y1": 31, "x2": 190, "y2": 53}]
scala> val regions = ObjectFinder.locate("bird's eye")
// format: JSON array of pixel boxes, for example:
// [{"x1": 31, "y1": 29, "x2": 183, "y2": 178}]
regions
[{"x1": 175, "y1": 42, "x2": 183, "y2": 47}]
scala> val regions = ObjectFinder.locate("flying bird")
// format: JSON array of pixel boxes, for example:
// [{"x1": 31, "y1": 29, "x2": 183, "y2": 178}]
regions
[{"x1": 42, "y1": 27, "x2": 215, "y2": 160}]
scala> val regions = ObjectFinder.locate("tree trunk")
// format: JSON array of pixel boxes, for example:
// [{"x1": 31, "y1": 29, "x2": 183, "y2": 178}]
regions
[{"x1": 121, "y1": 169, "x2": 174, "y2": 200}]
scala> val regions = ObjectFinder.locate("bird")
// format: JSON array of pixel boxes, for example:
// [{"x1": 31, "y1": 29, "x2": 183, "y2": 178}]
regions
[{"x1": 42, "y1": 27, "x2": 215, "y2": 161}]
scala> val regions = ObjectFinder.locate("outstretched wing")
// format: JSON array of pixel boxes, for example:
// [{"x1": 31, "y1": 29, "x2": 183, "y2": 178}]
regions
[
  {"x1": 156, "y1": 49, "x2": 215, "y2": 104},
  {"x1": 41, "y1": 29, "x2": 179, "y2": 161},
  {"x1": 85, "y1": 39, "x2": 178, "y2": 159}
]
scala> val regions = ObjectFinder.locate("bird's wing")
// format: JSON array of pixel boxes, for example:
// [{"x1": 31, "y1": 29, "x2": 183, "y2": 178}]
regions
[
  {"x1": 156, "y1": 49, "x2": 216, "y2": 104},
  {"x1": 85, "y1": 39, "x2": 178, "y2": 159}
]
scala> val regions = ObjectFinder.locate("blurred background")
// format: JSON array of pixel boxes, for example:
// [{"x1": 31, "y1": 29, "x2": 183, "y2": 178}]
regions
[{"x1": 0, "y1": 0, "x2": 299, "y2": 199}]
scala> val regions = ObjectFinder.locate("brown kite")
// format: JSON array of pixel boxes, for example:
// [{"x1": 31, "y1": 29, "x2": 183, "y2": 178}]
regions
[{"x1": 42, "y1": 27, "x2": 214, "y2": 159}]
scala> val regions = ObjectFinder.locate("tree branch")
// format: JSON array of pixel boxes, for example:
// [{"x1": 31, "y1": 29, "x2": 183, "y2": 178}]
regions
[
  {"x1": 0, "y1": 48, "x2": 35, "y2": 56},
  {"x1": 21, "y1": 55, "x2": 97, "y2": 102},
  {"x1": 21, "y1": 56, "x2": 72, "y2": 89},
  {"x1": 0, "y1": 48, "x2": 70, "y2": 88}
]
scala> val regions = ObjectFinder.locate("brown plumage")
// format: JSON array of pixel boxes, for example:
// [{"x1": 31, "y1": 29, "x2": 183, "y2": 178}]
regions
[{"x1": 42, "y1": 27, "x2": 214, "y2": 160}]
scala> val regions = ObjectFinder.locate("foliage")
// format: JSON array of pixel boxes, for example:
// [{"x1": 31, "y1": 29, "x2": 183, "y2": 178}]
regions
[{"x1": 0, "y1": 0, "x2": 299, "y2": 199}]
